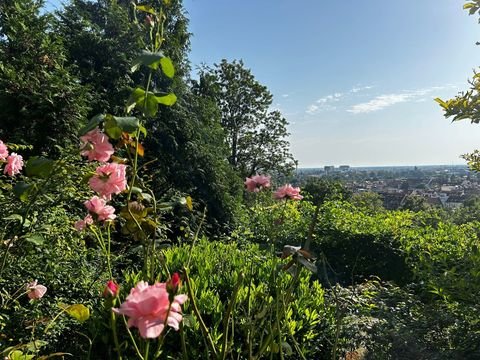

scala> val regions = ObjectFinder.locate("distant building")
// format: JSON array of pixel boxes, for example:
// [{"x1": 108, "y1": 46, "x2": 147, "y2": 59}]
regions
[
  {"x1": 339, "y1": 165, "x2": 350, "y2": 171},
  {"x1": 324, "y1": 166, "x2": 334, "y2": 173},
  {"x1": 445, "y1": 195, "x2": 465, "y2": 209}
]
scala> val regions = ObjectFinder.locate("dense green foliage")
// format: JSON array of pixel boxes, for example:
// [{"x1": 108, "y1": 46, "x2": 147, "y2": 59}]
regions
[
  {"x1": 1, "y1": 0, "x2": 480, "y2": 359},
  {"x1": 0, "y1": 0, "x2": 88, "y2": 155},
  {"x1": 198, "y1": 60, "x2": 295, "y2": 178}
]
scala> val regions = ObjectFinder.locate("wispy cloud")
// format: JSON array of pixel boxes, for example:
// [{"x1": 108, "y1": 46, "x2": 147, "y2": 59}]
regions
[
  {"x1": 350, "y1": 85, "x2": 373, "y2": 93},
  {"x1": 306, "y1": 104, "x2": 319, "y2": 114},
  {"x1": 305, "y1": 85, "x2": 374, "y2": 115},
  {"x1": 348, "y1": 94, "x2": 411, "y2": 114},
  {"x1": 281, "y1": 94, "x2": 290, "y2": 98},
  {"x1": 306, "y1": 92, "x2": 343, "y2": 114},
  {"x1": 316, "y1": 92, "x2": 343, "y2": 104},
  {"x1": 347, "y1": 85, "x2": 455, "y2": 114}
]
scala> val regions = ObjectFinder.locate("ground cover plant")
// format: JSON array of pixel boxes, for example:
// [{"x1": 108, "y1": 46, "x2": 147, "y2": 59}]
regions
[{"x1": 1, "y1": 0, "x2": 480, "y2": 359}]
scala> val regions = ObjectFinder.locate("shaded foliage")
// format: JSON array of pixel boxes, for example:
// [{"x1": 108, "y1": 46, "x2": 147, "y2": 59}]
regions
[{"x1": 0, "y1": 0, "x2": 88, "y2": 155}]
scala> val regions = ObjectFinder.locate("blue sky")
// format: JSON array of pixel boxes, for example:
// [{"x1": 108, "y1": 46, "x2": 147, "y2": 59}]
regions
[
  {"x1": 184, "y1": 0, "x2": 480, "y2": 167},
  {"x1": 45, "y1": 0, "x2": 480, "y2": 167}
]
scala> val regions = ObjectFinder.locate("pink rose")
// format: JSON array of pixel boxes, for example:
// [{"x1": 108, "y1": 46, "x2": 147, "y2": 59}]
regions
[
  {"x1": 4, "y1": 153, "x2": 23, "y2": 176},
  {"x1": 273, "y1": 184, "x2": 303, "y2": 201},
  {"x1": 103, "y1": 280, "x2": 120, "y2": 298},
  {"x1": 113, "y1": 281, "x2": 188, "y2": 339},
  {"x1": 26, "y1": 280, "x2": 47, "y2": 300},
  {"x1": 74, "y1": 214, "x2": 94, "y2": 231},
  {"x1": 0, "y1": 140, "x2": 8, "y2": 161},
  {"x1": 89, "y1": 163, "x2": 127, "y2": 200},
  {"x1": 80, "y1": 128, "x2": 114, "y2": 163},
  {"x1": 84, "y1": 196, "x2": 116, "y2": 221},
  {"x1": 244, "y1": 174, "x2": 271, "y2": 192}
]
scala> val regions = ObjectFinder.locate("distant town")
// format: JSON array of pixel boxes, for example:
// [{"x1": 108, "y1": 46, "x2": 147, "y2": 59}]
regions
[{"x1": 297, "y1": 165, "x2": 480, "y2": 210}]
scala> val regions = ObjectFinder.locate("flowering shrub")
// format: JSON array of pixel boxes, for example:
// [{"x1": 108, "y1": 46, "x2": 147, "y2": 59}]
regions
[
  {"x1": 273, "y1": 183, "x2": 303, "y2": 201},
  {"x1": 113, "y1": 279, "x2": 187, "y2": 339},
  {"x1": 80, "y1": 128, "x2": 114, "y2": 162},
  {"x1": 244, "y1": 174, "x2": 271, "y2": 192},
  {"x1": 0, "y1": 140, "x2": 24, "y2": 177}
]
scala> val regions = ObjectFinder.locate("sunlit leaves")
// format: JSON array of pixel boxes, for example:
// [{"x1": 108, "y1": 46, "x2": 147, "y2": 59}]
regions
[
  {"x1": 104, "y1": 115, "x2": 140, "y2": 139},
  {"x1": 464, "y1": 1, "x2": 480, "y2": 15},
  {"x1": 131, "y1": 51, "x2": 175, "y2": 78},
  {"x1": 135, "y1": 4, "x2": 156, "y2": 15},
  {"x1": 126, "y1": 87, "x2": 176, "y2": 116},
  {"x1": 58, "y1": 303, "x2": 90, "y2": 322},
  {"x1": 160, "y1": 57, "x2": 175, "y2": 78},
  {"x1": 155, "y1": 93, "x2": 177, "y2": 106},
  {"x1": 131, "y1": 50, "x2": 164, "y2": 72}
]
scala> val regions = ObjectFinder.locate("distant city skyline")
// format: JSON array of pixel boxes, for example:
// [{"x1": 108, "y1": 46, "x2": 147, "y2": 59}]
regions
[{"x1": 185, "y1": 0, "x2": 480, "y2": 167}]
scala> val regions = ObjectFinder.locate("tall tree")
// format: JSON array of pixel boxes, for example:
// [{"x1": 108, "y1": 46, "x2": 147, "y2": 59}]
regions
[
  {"x1": 200, "y1": 59, "x2": 295, "y2": 178},
  {"x1": 0, "y1": 0, "x2": 88, "y2": 155},
  {"x1": 58, "y1": 0, "x2": 242, "y2": 230}
]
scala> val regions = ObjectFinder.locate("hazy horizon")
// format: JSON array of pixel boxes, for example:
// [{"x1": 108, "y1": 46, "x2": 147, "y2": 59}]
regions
[{"x1": 185, "y1": 0, "x2": 480, "y2": 167}]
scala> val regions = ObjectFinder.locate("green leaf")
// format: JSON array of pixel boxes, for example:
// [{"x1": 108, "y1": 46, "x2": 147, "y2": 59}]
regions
[
  {"x1": 25, "y1": 157, "x2": 54, "y2": 179},
  {"x1": 114, "y1": 116, "x2": 140, "y2": 133},
  {"x1": 131, "y1": 50, "x2": 164, "y2": 72},
  {"x1": 126, "y1": 88, "x2": 146, "y2": 113},
  {"x1": 104, "y1": 115, "x2": 140, "y2": 139},
  {"x1": 160, "y1": 57, "x2": 175, "y2": 78},
  {"x1": 136, "y1": 4, "x2": 156, "y2": 14},
  {"x1": 139, "y1": 124, "x2": 148, "y2": 137},
  {"x1": 104, "y1": 115, "x2": 122, "y2": 140},
  {"x1": 24, "y1": 234, "x2": 45, "y2": 246},
  {"x1": 281, "y1": 342, "x2": 293, "y2": 356},
  {"x1": 144, "y1": 95, "x2": 159, "y2": 116},
  {"x1": 126, "y1": 88, "x2": 160, "y2": 116},
  {"x1": 3, "y1": 214, "x2": 23, "y2": 223},
  {"x1": 58, "y1": 303, "x2": 90, "y2": 323},
  {"x1": 78, "y1": 114, "x2": 105, "y2": 136},
  {"x1": 25, "y1": 340, "x2": 48, "y2": 352},
  {"x1": 155, "y1": 93, "x2": 177, "y2": 106},
  {"x1": 13, "y1": 182, "x2": 34, "y2": 202},
  {"x1": 9, "y1": 350, "x2": 34, "y2": 360}
]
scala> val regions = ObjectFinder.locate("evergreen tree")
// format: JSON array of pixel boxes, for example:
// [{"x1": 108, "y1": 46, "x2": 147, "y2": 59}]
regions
[
  {"x1": 0, "y1": 0, "x2": 88, "y2": 155},
  {"x1": 58, "y1": 0, "x2": 241, "y2": 230}
]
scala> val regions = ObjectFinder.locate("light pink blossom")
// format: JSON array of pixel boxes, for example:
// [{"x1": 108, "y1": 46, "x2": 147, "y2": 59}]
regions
[
  {"x1": 113, "y1": 281, "x2": 188, "y2": 339},
  {"x1": 4, "y1": 153, "x2": 23, "y2": 176},
  {"x1": 80, "y1": 128, "x2": 114, "y2": 163},
  {"x1": 244, "y1": 174, "x2": 271, "y2": 192},
  {"x1": 89, "y1": 163, "x2": 127, "y2": 200},
  {"x1": 0, "y1": 140, "x2": 8, "y2": 161},
  {"x1": 84, "y1": 196, "x2": 116, "y2": 221},
  {"x1": 26, "y1": 280, "x2": 47, "y2": 300},
  {"x1": 74, "y1": 214, "x2": 94, "y2": 231},
  {"x1": 273, "y1": 184, "x2": 303, "y2": 201}
]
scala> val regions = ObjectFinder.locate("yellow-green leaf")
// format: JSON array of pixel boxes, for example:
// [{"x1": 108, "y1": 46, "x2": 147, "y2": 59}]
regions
[
  {"x1": 58, "y1": 303, "x2": 90, "y2": 323},
  {"x1": 136, "y1": 4, "x2": 156, "y2": 14},
  {"x1": 155, "y1": 93, "x2": 177, "y2": 106},
  {"x1": 160, "y1": 57, "x2": 175, "y2": 78}
]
